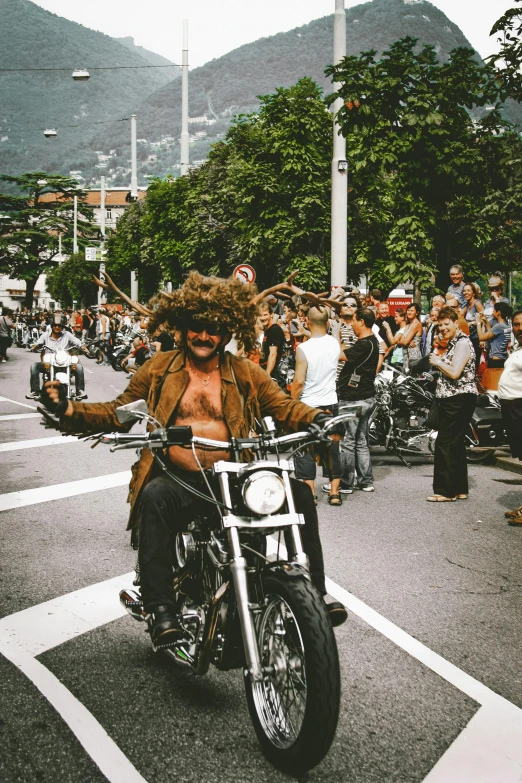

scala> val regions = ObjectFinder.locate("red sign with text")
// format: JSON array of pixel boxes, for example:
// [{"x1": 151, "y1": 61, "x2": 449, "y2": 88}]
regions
[{"x1": 387, "y1": 296, "x2": 413, "y2": 315}]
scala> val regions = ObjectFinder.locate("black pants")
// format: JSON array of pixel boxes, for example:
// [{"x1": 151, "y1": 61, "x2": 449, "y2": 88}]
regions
[
  {"x1": 138, "y1": 471, "x2": 326, "y2": 612},
  {"x1": 30, "y1": 362, "x2": 85, "y2": 393},
  {"x1": 500, "y1": 398, "x2": 522, "y2": 461},
  {"x1": 433, "y1": 393, "x2": 476, "y2": 498}
]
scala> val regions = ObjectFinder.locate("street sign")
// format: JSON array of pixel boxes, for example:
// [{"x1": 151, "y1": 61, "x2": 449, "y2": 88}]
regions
[
  {"x1": 233, "y1": 264, "x2": 256, "y2": 284},
  {"x1": 85, "y1": 247, "x2": 97, "y2": 261}
]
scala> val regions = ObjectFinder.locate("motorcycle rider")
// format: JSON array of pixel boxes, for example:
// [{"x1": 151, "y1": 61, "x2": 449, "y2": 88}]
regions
[
  {"x1": 27, "y1": 313, "x2": 88, "y2": 400},
  {"x1": 40, "y1": 272, "x2": 348, "y2": 649}
]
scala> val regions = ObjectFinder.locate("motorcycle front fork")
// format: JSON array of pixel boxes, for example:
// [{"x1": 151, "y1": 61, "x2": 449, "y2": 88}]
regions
[{"x1": 220, "y1": 471, "x2": 308, "y2": 683}]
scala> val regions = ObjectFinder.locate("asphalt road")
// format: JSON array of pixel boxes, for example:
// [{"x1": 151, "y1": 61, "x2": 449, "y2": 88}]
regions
[{"x1": 1, "y1": 346, "x2": 521, "y2": 783}]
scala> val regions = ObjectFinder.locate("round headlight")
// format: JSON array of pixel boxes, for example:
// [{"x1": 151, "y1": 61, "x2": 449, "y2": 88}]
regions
[
  {"x1": 242, "y1": 471, "x2": 286, "y2": 516},
  {"x1": 55, "y1": 350, "x2": 68, "y2": 365},
  {"x1": 71, "y1": 355, "x2": 79, "y2": 363},
  {"x1": 43, "y1": 352, "x2": 52, "y2": 363}
]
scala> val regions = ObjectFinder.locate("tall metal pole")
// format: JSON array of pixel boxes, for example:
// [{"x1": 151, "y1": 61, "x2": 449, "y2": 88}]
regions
[
  {"x1": 73, "y1": 194, "x2": 78, "y2": 253},
  {"x1": 330, "y1": 0, "x2": 347, "y2": 288},
  {"x1": 129, "y1": 114, "x2": 139, "y2": 302},
  {"x1": 130, "y1": 114, "x2": 138, "y2": 199},
  {"x1": 98, "y1": 176, "x2": 106, "y2": 306},
  {"x1": 180, "y1": 19, "x2": 189, "y2": 175}
]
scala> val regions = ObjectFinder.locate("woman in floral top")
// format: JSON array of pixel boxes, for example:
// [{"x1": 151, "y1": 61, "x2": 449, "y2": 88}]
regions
[{"x1": 427, "y1": 306, "x2": 477, "y2": 502}]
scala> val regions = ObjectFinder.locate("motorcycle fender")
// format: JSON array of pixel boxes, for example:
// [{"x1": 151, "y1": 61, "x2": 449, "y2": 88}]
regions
[{"x1": 264, "y1": 561, "x2": 311, "y2": 582}]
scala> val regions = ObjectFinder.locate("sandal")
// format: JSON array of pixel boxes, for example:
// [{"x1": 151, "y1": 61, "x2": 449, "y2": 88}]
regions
[
  {"x1": 455, "y1": 494, "x2": 468, "y2": 500},
  {"x1": 328, "y1": 493, "x2": 342, "y2": 506},
  {"x1": 426, "y1": 495, "x2": 456, "y2": 502}
]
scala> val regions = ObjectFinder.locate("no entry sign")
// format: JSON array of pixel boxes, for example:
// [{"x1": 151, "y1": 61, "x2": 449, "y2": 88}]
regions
[{"x1": 233, "y1": 264, "x2": 256, "y2": 284}]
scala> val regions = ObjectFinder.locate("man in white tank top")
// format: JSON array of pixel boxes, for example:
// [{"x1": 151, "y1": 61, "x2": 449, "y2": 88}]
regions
[{"x1": 291, "y1": 306, "x2": 344, "y2": 506}]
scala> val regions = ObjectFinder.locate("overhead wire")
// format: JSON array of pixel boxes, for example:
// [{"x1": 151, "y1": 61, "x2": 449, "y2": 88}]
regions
[{"x1": 0, "y1": 64, "x2": 182, "y2": 72}]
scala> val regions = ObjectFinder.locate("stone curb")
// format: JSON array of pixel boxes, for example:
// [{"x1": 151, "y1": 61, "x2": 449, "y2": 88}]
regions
[{"x1": 494, "y1": 456, "x2": 522, "y2": 477}]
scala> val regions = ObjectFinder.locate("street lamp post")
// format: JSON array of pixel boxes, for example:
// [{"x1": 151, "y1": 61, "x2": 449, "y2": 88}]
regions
[
  {"x1": 130, "y1": 114, "x2": 138, "y2": 199},
  {"x1": 98, "y1": 176, "x2": 106, "y2": 306},
  {"x1": 73, "y1": 194, "x2": 78, "y2": 253},
  {"x1": 180, "y1": 19, "x2": 189, "y2": 175},
  {"x1": 331, "y1": 0, "x2": 347, "y2": 289}
]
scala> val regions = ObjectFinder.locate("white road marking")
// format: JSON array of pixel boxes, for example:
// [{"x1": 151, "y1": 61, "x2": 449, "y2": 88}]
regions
[
  {"x1": 0, "y1": 395, "x2": 38, "y2": 410},
  {"x1": 0, "y1": 413, "x2": 41, "y2": 421},
  {"x1": 424, "y1": 704, "x2": 522, "y2": 783},
  {"x1": 267, "y1": 539, "x2": 522, "y2": 781},
  {"x1": 0, "y1": 435, "x2": 79, "y2": 453},
  {"x1": 0, "y1": 572, "x2": 133, "y2": 657},
  {"x1": 0, "y1": 636, "x2": 147, "y2": 783},
  {"x1": 0, "y1": 471, "x2": 131, "y2": 512},
  {"x1": 84, "y1": 367, "x2": 94, "y2": 374}
]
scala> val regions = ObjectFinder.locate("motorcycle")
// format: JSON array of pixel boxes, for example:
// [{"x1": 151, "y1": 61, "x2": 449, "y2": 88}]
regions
[
  {"x1": 15, "y1": 321, "x2": 28, "y2": 347},
  {"x1": 94, "y1": 400, "x2": 355, "y2": 774},
  {"x1": 110, "y1": 333, "x2": 133, "y2": 371},
  {"x1": 369, "y1": 367, "x2": 437, "y2": 466},
  {"x1": 83, "y1": 336, "x2": 105, "y2": 363},
  {"x1": 371, "y1": 366, "x2": 509, "y2": 465},
  {"x1": 40, "y1": 347, "x2": 84, "y2": 399}
]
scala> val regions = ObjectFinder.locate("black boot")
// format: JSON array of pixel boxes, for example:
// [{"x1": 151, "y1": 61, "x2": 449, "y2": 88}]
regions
[{"x1": 149, "y1": 605, "x2": 185, "y2": 651}]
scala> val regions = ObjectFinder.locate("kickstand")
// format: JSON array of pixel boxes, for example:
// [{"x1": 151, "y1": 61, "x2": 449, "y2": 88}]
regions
[{"x1": 395, "y1": 449, "x2": 412, "y2": 469}]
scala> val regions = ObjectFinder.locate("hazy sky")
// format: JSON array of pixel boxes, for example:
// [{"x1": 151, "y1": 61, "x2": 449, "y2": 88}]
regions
[{"x1": 31, "y1": 0, "x2": 511, "y2": 68}]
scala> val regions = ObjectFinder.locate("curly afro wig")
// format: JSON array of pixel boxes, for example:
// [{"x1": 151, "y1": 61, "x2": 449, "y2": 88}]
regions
[{"x1": 147, "y1": 271, "x2": 259, "y2": 353}]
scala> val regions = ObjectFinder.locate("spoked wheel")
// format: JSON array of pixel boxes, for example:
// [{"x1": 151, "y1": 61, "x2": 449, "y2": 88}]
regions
[{"x1": 244, "y1": 573, "x2": 340, "y2": 775}]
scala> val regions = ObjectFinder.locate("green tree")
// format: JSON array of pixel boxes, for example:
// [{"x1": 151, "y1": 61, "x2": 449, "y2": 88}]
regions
[
  {"x1": 45, "y1": 252, "x2": 99, "y2": 307},
  {"x1": 104, "y1": 198, "x2": 164, "y2": 302},
  {"x1": 488, "y1": 0, "x2": 522, "y2": 101},
  {"x1": 105, "y1": 78, "x2": 333, "y2": 293},
  {"x1": 326, "y1": 38, "x2": 516, "y2": 292},
  {"x1": 0, "y1": 172, "x2": 93, "y2": 307}
]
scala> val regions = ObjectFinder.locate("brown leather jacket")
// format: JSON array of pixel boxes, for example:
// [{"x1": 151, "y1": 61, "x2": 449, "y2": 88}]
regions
[{"x1": 62, "y1": 350, "x2": 321, "y2": 528}]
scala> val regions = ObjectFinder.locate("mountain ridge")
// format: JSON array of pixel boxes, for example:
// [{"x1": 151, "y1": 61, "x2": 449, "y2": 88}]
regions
[{"x1": 1, "y1": 0, "x2": 517, "y2": 188}]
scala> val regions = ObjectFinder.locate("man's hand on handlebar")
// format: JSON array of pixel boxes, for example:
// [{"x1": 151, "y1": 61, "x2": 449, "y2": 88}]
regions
[{"x1": 308, "y1": 412, "x2": 344, "y2": 442}]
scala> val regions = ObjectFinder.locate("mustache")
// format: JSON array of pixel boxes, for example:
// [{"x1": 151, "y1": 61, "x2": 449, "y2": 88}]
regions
[{"x1": 191, "y1": 339, "x2": 215, "y2": 348}]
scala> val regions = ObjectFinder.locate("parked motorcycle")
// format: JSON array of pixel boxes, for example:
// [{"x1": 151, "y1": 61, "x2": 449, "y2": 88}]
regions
[
  {"x1": 94, "y1": 400, "x2": 355, "y2": 774},
  {"x1": 371, "y1": 366, "x2": 509, "y2": 465},
  {"x1": 15, "y1": 321, "x2": 28, "y2": 347},
  {"x1": 369, "y1": 368, "x2": 436, "y2": 466}
]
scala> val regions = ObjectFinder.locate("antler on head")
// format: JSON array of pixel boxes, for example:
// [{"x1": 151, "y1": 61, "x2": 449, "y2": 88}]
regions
[
  {"x1": 92, "y1": 271, "x2": 153, "y2": 317},
  {"x1": 252, "y1": 271, "x2": 344, "y2": 312}
]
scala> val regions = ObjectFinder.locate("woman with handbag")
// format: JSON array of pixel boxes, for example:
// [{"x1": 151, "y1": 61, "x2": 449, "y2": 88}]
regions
[
  {"x1": 427, "y1": 306, "x2": 477, "y2": 502},
  {"x1": 0, "y1": 308, "x2": 14, "y2": 362}
]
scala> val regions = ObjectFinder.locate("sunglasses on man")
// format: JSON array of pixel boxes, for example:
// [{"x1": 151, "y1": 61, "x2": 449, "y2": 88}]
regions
[{"x1": 186, "y1": 317, "x2": 227, "y2": 336}]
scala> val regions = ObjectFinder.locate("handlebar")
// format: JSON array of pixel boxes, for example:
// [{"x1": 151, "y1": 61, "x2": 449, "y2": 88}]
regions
[{"x1": 98, "y1": 411, "x2": 357, "y2": 453}]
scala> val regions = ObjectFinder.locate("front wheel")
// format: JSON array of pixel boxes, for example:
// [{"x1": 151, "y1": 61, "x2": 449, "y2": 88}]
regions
[{"x1": 244, "y1": 573, "x2": 340, "y2": 775}]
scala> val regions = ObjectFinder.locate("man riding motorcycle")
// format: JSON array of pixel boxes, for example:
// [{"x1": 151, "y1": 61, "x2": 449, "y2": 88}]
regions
[
  {"x1": 40, "y1": 272, "x2": 347, "y2": 650},
  {"x1": 27, "y1": 313, "x2": 88, "y2": 400}
]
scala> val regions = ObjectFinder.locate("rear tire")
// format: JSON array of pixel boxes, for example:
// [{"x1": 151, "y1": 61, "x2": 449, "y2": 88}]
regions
[
  {"x1": 466, "y1": 448, "x2": 496, "y2": 464},
  {"x1": 244, "y1": 572, "x2": 340, "y2": 775}
]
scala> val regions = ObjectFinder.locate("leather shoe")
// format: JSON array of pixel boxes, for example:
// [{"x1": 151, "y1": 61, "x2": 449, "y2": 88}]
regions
[
  {"x1": 149, "y1": 605, "x2": 185, "y2": 650},
  {"x1": 507, "y1": 515, "x2": 522, "y2": 527},
  {"x1": 324, "y1": 599, "x2": 347, "y2": 628},
  {"x1": 505, "y1": 505, "x2": 522, "y2": 519}
]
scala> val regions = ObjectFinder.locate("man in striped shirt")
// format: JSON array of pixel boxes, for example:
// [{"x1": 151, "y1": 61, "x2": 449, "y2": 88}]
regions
[{"x1": 27, "y1": 314, "x2": 87, "y2": 400}]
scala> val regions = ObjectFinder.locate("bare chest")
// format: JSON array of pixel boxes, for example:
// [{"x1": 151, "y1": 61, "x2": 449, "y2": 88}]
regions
[{"x1": 169, "y1": 372, "x2": 230, "y2": 470}]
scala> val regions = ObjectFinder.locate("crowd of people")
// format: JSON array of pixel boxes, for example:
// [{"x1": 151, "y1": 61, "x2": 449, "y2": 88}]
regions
[{"x1": 239, "y1": 269, "x2": 521, "y2": 521}]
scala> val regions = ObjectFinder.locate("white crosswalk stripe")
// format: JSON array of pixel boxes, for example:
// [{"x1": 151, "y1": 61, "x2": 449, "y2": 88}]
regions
[{"x1": 0, "y1": 435, "x2": 79, "y2": 452}]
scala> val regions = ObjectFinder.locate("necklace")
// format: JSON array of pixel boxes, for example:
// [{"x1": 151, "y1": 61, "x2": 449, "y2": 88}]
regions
[{"x1": 188, "y1": 359, "x2": 220, "y2": 386}]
